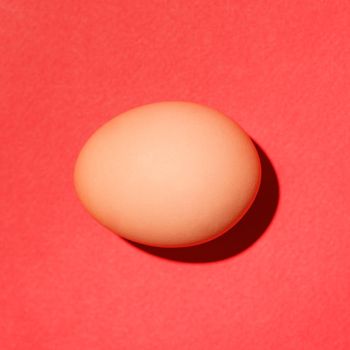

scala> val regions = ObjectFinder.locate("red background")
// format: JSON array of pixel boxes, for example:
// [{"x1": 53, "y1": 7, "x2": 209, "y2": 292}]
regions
[{"x1": 1, "y1": 1, "x2": 350, "y2": 349}]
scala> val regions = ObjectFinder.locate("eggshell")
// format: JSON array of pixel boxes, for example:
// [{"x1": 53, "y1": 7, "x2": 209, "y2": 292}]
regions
[{"x1": 74, "y1": 102, "x2": 261, "y2": 247}]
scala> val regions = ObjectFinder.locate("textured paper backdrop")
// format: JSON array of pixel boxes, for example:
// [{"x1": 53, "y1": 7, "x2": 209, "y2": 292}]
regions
[{"x1": 1, "y1": 1, "x2": 350, "y2": 349}]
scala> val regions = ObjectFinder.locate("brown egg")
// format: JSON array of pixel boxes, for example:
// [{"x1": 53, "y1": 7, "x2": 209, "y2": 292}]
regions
[{"x1": 74, "y1": 102, "x2": 261, "y2": 247}]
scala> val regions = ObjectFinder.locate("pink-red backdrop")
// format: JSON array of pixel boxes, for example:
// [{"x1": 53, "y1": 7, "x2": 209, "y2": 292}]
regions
[{"x1": 1, "y1": 1, "x2": 350, "y2": 349}]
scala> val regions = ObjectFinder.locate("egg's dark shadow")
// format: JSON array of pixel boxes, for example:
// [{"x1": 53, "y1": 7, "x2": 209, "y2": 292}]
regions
[{"x1": 127, "y1": 142, "x2": 279, "y2": 263}]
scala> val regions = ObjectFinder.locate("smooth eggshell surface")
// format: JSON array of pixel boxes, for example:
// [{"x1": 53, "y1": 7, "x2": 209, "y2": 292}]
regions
[{"x1": 74, "y1": 102, "x2": 261, "y2": 247}]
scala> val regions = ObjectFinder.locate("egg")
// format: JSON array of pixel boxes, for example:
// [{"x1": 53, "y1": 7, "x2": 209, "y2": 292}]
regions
[{"x1": 74, "y1": 102, "x2": 261, "y2": 248}]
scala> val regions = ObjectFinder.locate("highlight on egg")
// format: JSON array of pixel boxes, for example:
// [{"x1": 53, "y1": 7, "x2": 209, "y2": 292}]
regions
[{"x1": 74, "y1": 101, "x2": 261, "y2": 248}]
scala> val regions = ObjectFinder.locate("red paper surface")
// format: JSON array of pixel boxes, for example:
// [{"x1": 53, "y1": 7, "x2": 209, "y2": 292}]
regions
[{"x1": 1, "y1": 1, "x2": 350, "y2": 349}]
